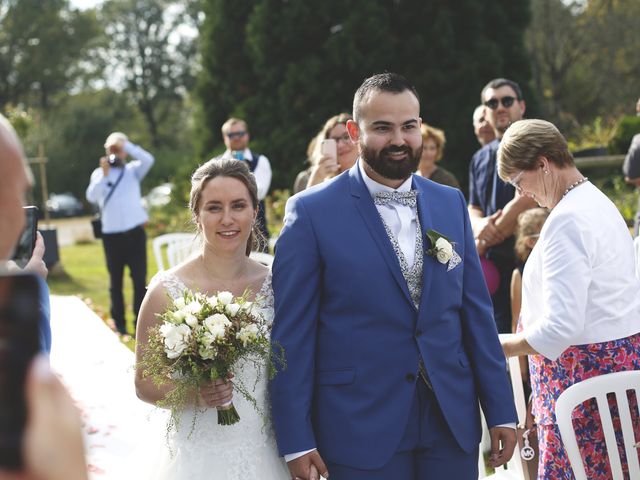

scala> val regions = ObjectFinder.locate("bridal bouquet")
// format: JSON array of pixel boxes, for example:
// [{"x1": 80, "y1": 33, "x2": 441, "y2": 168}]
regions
[{"x1": 140, "y1": 289, "x2": 283, "y2": 428}]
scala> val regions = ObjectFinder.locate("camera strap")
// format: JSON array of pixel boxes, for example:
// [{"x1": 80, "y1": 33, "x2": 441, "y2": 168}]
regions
[{"x1": 100, "y1": 167, "x2": 125, "y2": 212}]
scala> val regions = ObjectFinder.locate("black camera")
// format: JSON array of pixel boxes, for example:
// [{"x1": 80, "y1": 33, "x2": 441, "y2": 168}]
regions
[{"x1": 108, "y1": 154, "x2": 123, "y2": 167}]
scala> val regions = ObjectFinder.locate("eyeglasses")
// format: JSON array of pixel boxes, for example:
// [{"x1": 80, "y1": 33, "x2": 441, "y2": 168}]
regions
[
  {"x1": 226, "y1": 131, "x2": 247, "y2": 139},
  {"x1": 484, "y1": 96, "x2": 517, "y2": 110},
  {"x1": 508, "y1": 170, "x2": 525, "y2": 190},
  {"x1": 329, "y1": 133, "x2": 351, "y2": 144}
]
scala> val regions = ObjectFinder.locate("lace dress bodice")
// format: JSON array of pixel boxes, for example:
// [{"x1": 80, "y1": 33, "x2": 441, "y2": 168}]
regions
[{"x1": 137, "y1": 270, "x2": 287, "y2": 480}]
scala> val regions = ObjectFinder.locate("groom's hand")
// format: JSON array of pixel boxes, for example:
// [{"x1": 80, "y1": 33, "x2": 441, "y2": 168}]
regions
[
  {"x1": 287, "y1": 450, "x2": 329, "y2": 480},
  {"x1": 488, "y1": 426, "x2": 516, "y2": 468}
]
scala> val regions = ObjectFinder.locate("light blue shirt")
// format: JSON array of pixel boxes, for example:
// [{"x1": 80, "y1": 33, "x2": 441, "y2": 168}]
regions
[{"x1": 86, "y1": 142, "x2": 154, "y2": 234}]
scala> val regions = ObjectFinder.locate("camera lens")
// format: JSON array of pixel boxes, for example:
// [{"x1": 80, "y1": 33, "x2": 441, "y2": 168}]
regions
[{"x1": 108, "y1": 154, "x2": 118, "y2": 166}]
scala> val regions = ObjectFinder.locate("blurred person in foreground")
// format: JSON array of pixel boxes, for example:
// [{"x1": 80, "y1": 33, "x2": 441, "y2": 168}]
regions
[
  {"x1": 86, "y1": 132, "x2": 154, "y2": 337},
  {"x1": 0, "y1": 114, "x2": 86, "y2": 480},
  {"x1": 219, "y1": 118, "x2": 272, "y2": 250},
  {"x1": 271, "y1": 73, "x2": 516, "y2": 480},
  {"x1": 293, "y1": 113, "x2": 359, "y2": 193},
  {"x1": 0, "y1": 115, "x2": 50, "y2": 352},
  {"x1": 415, "y1": 123, "x2": 460, "y2": 188},
  {"x1": 472, "y1": 105, "x2": 496, "y2": 147},
  {"x1": 498, "y1": 119, "x2": 640, "y2": 479}
]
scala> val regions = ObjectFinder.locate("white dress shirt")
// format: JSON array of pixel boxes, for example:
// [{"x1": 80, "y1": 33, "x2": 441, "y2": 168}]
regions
[
  {"x1": 359, "y1": 161, "x2": 418, "y2": 266},
  {"x1": 221, "y1": 148, "x2": 272, "y2": 200},
  {"x1": 522, "y1": 182, "x2": 640, "y2": 360},
  {"x1": 85, "y1": 142, "x2": 154, "y2": 234}
]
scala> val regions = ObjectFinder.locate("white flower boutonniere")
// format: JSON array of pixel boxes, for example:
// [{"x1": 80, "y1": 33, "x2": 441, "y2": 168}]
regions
[{"x1": 426, "y1": 229, "x2": 462, "y2": 271}]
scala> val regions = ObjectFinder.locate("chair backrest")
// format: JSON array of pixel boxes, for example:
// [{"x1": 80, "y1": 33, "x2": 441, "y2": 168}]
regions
[
  {"x1": 555, "y1": 370, "x2": 640, "y2": 480},
  {"x1": 249, "y1": 251, "x2": 274, "y2": 267},
  {"x1": 634, "y1": 236, "x2": 640, "y2": 278},
  {"x1": 479, "y1": 335, "x2": 530, "y2": 479},
  {"x1": 152, "y1": 233, "x2": 198, "y2": 271}
]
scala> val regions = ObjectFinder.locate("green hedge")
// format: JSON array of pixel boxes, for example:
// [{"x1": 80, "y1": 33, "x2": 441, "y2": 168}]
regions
[{"x1": 609, "y1": 116, "x2": 640, "y2": 154}]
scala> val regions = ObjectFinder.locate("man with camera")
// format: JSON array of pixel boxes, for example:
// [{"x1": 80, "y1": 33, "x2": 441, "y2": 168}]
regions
[{"x1": 86, "y1": 132, "x2": 154, "y2": 337}]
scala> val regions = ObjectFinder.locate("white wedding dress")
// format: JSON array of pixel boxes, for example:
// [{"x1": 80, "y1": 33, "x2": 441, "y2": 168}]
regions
[{"x1": 130, "y1": 270, "x2": 289, "y2": 480}]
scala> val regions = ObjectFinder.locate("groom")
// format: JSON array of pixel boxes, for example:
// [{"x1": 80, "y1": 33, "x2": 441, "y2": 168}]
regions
[{"x1": 270, "y1": 73, "x2": 517, "y2": 479}]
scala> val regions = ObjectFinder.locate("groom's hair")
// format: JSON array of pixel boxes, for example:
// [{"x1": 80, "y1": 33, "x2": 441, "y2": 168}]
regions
[{"x1": 352, "y1": 73, "x2": 420, "y2": 122}]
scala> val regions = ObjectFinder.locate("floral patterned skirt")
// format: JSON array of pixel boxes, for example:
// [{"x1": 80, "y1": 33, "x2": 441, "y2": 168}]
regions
[{"x1": 529, "y1": 332, "x2": 640, "y2": 479}]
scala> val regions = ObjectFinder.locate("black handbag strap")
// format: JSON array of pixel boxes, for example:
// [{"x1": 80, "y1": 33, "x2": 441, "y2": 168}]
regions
[{"x1": 101, "y1": 167, "x2": 125, "y2": 211}]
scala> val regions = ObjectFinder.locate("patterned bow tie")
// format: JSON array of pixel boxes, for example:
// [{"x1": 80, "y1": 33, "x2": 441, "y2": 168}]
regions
[{"x1": 373, "y1": 190, "x2": 418, "y2": 208}]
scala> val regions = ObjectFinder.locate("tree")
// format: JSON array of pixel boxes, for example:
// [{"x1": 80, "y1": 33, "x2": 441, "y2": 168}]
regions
[
  {"x1": 527, "y1": 0, "x2": 640, "y2": 136},
  {"x1": 0, "y1": 0, "x2": 101, "y2": 110},
  {"x1": 100, "y1": 0, "x2": 200, "y2": 147},
  {"x1": 197, "y1": 0, "x2": 534, "y2": 191}
]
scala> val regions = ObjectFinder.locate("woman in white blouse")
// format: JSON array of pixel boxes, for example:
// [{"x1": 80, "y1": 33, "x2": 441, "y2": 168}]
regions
[{"x1": 497, "y1": 119, "x2": 640, "y2": 479}]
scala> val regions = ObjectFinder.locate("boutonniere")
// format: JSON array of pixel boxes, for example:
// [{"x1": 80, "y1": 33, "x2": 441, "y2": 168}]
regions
[{"x1": 425, "y1": 229, "x2": 461, "y2": 271}]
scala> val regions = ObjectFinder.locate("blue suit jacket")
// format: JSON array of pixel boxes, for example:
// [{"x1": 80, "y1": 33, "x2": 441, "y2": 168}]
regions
[{"x1": 270, "y1": 164, "x2": 517, "y2": 469}]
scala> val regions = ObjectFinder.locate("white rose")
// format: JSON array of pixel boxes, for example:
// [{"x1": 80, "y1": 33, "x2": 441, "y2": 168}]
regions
[
  {"x1": 184, "y1": 313, "x2": 199, "y2": 328},
  {"x1": 435, "y1": 237, "x2": 453, "y2": 264},
  {"x1": 225, "y1": 303, "x2": 241, "y2": 317},
  {"x1": 174, "y1": 297, "x2": 186, "y2": 309},
  {"x1": 185, "y1": 300, "x2": 203, "y2": 315},
  {"x1": 207, "y1": 295, "x2": 218, "y2": 306},
  {"x1": 241, "y1": 301, "x2": 253, "y2": 313},
  {"x1": 203, "y1": 313, "x2": 231, "y2": 340},
  {"x1": 236, "y1": 323, "x2": 260, "y2": 346},
  {"x1": 160, "y1": 322, "x2": 191, "y2": 359},
  {"x1": 217, "y1": 291, "x2": 234, "y2": 305},
  {"x1": 166, "y1": 309, "x2": 185, "y2": 324}
]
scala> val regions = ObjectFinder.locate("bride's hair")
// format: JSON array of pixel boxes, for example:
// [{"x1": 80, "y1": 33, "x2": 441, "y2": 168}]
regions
[{"x1": 189, "y1": 158, "x2": 262, "y2": 256}]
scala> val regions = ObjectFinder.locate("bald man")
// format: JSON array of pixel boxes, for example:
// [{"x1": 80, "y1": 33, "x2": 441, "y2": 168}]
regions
[{"x1": 0, "y1": 114, "x2": 51, "y2": 352}]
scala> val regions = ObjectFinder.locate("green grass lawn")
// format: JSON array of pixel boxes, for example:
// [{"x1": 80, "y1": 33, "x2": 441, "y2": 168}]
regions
[{"x1": 48, "y1": 239, "x2": 159, "y2": 349}]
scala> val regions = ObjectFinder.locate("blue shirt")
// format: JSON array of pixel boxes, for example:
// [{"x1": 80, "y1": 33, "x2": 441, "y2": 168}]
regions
[
  {"x1": 38, "y1": 275, "x2": 51, "y2": 353},
  {"x1": 86, "y1": 142, "x2": 154, "y2": 234},
  {"x1": 468, "y1": 139, "x2": 516, "y2": 216}
]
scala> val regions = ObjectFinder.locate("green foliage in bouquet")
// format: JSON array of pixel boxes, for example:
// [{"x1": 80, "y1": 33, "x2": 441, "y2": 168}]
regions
[{"x1": 139, "y1": 289, "x2": 285, "y2": 433}]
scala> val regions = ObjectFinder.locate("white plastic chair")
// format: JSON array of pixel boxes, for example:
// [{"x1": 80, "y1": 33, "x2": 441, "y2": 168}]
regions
[
  {"x1": 152, "y1": 233, "x2": 198, "y2": 271},
  {"x1": 555, "y1": 370, "x2": 640, "y2": 480},
  {"x1": 479, "y1": 335, "x2": 531, "y2": 479},
  {"x1": 634, "y1": 236, "x2": 640, "y2": 279},
  {"x1": 249, "y1": 251, "x2": 274, "y2": 267}
]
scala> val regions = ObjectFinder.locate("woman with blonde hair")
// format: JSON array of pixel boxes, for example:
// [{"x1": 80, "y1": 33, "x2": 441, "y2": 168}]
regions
[
  {"x1": 293, "y1": 113, "x2": 358, "y2": 193},
  {"x1": 416, "y1": 124, "x2": 459, "y2": 188}
]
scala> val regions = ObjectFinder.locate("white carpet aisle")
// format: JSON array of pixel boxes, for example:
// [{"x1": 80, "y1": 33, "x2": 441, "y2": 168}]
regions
[{"x1": 49, "y1": 295, "x2": 166, "y2": 479}]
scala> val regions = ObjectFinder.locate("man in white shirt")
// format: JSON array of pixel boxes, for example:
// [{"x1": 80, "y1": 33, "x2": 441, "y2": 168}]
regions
[
  {"x1": 86, "y1": 132, "x2": 154, "y2": 337},
  {"x1": 219, "y1": 118, "x2": 272, "y2": 251},
  {"x1": 271, "y1": 73, "x2": 516, "y2": 480}
]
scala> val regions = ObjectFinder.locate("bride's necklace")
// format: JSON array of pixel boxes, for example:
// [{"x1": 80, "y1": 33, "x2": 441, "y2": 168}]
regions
[{"x1": 561, "y1": 177, "x2": 588, "y2": 199}]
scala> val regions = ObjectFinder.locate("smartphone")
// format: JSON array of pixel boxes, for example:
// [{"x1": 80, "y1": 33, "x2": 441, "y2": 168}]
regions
[
  {"x1": 12, "y1": 206, "x2": 38, "y2": 268},
  {"x1": 0, "y1": 273, "x2": 42, "y2": 470},
  {"x1": 320, "y1": 138, "x2": 337, "y2": 162}
]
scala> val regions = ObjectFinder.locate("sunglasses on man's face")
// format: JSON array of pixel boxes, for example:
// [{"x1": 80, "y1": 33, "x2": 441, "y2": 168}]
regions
[
  {"x1": 226, "y1": 131, "x2": 247, "y2": 139},
  {"x1": 484, "y1": 96, "x2": 517, "y2": 110}
]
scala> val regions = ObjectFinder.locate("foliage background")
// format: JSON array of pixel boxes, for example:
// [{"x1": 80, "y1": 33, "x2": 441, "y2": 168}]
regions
[{"x1": 1, "y1": 0, "x2": 639, "y2": 215}]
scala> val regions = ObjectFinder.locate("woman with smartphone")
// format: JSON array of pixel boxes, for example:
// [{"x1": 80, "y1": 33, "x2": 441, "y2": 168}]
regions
[{"x1": 293, "y1": 113, "x2": 358, "y2": 193}]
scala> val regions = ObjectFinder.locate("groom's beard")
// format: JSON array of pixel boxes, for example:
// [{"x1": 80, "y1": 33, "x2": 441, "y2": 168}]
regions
[{"x1": 360, "y1": 141, "x2": 422, "y2": 181}]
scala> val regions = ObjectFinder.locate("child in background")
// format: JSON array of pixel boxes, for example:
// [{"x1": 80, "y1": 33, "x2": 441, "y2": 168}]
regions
[
  {"x1": 511, "y1": 208, "x2": 549, "y2": 334},
  {"x1": 510, "y1": 208, "x2": 549, "y2": 477}
]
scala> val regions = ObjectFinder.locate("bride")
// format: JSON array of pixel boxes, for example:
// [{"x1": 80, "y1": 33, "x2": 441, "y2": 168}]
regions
[{"x1": 133, "y1": 158, "x2": 288, "y2": 479}]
